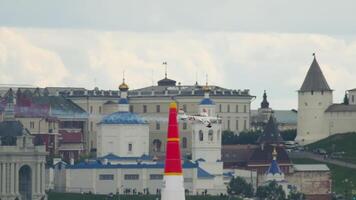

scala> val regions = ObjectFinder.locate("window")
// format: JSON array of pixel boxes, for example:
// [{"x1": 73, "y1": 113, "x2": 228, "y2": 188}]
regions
[
  {"x1": 129, "y1": 105, "x2": 134, "y2": 112},
  {"x1": 156, "y1": 105, "x2": 160, "y2": 113},
  {"x1": 150, "y1": 174, "x2": 163, "y2": 180},
  {"x1": 199, "y1": 130, "x2": 204, "y2": 141},
  {"x1": 227, "y1": 120, "x2": 230, "y2": 130},
  {"x1": 143, "y1": 105, "x2": 147, "y2": 113},
  {"x1": 183, "y1": 104, "x2": 187, "y2": 112},
  {"x1": 90, "y1": 121, "x2": 93, "y2": 131},
  {"x1": 99, "y1": 174, "x2": 114, "y2": 180},
  {"x1": 124, "y1": 174, "x2": 139, "y2": 180},
  {"x1": 90, "y1": 106, "x2": 93, "y2": 114},
  {"x1": 236, "y1": 120, "x2": 239, "y2": 131},
  {"x1": 182, "y1": 137, "x2": 187, "y2": 149},
  {"x1": 99, "y1": 106, "x2": 102, "y2": 114},
  {"x1": 311, "y1": 91, "x2": 314, "y2": 95},
  {"x1": 156, "y1": 122, "x2": 160, "y2": 130},
  {"x1": 352, "y1": 95, "x2": 355, "y2": 103},
  {"x1": 128, "y1": 143, "x2": 133, "y2": 152},
  {"x1": 219, "y1": 104, "x2": 222, "y2": 112},
  {"x1": 217, "y1": 130, "x2": 220, "y2": 141},
  {"x1": 153, "y1": 139, "x2": 162, "y2": 152},
  {"x1": 236, "y1": 105, "x2": 239, "y2": 113},
  {"x1": 183, "y1": 122, "x2": 187, "y2": 130},
  {"x1": 244, "y1": 105, "x2": 247, "y2": 113},
  {"x1": 208, "y1": 130, "x2": 213, "y2": 141},
  {"x1": 30, "y1": 121, "x2": 35, "y2": 129},
  {"x1": 227, "y1": 104, "x2": 230, "y2": 112},
  {"x1": 244, "y1": 120, "x2": 247, "y2": 130}
]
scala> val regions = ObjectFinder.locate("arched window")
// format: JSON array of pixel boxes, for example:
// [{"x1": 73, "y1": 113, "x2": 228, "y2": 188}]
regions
[
  {"x1": 199, "y1": 130, "x2": 204, "y2": 141},
  {"x1": 208, "y1": 130, "x2": 213, "y2": 141},
  {"x1": 152, "y1": 139, "x2": 162, "y2": 152},
  {"x1": 182, "y1": 137, "x2": 187, "y2": 149}
]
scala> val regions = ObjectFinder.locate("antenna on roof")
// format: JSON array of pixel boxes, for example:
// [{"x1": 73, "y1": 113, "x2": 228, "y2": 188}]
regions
[
  {"x1": 122, "y1": 70, "x2": 126, "y2": 83},
  {"x1": 206, "y1": 74, "x2": 209, "y2": 86},
  {"x1": 163, "y1": 61, "x2": 168, "y2": 78},
  {"x1": 195, "y1": 71, "x2": 198, "y2": 85}
]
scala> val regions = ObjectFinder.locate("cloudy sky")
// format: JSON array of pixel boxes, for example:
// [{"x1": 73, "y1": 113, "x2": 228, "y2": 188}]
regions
[{"x1": 1, "y1": 0, "x2": 356, "y2": 109}]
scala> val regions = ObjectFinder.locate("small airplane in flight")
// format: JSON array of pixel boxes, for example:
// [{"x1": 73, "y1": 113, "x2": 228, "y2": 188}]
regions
[{"x1": 178, "y1": 109, "x2": 220, "y2": 128}]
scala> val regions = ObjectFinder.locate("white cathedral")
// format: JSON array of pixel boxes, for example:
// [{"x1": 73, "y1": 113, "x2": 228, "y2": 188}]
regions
[
  {"x1": 53, "y1": 80, "x2": 226, "y2": 195},
  {"x1": 296, "y1": 55, "x2": 356, "y2": 145}
]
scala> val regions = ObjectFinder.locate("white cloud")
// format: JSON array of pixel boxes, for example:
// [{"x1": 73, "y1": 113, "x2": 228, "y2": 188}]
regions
[
  {"x1": 0, "y1": 28, "x2": 69, "y2": 87},
  {"x1": 2, "y1": 28, "x2": 356, "y2": 109}
]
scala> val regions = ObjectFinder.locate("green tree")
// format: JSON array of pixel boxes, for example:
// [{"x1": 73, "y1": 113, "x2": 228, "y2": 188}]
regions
[
  {"x1": 227, "y1": 176, "x2": 254, "y2": 198},
  {"x1": 280, "y1": 129, "x2": 297, "y2": 141},
  {"x1": 256, "y1": 181, "x2": 286, "y2": 200},
  {"x1": 222, "y1": 130, "x2": 235, "y2": 145},
  {"x1": 288, "y1": 190, "x2": 306, "y2": 200}
]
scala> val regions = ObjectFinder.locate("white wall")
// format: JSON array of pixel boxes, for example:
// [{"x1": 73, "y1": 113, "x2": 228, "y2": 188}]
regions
[
  {"x1": 297, "y1": 91, "x2": 332, "y2": 144},
  {"x1": 97, "y1": 124, "x2": 149, "y2": 157}
]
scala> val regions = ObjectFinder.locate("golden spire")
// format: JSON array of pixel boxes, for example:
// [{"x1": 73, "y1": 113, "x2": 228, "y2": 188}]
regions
[
  {"x1": 119, "y1": 70, "x2": 129, "y2": 91},
  {"x1": 272, "y1": 146, "x2": 278, "y2": 160},
  {"x1": 202, "y1": 74, "x2": 211, "y2": 92}
]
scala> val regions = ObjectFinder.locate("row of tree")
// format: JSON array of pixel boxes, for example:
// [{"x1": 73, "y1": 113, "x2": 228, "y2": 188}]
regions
[
  {"x1": 228, "y1": 177, "x2": 305, "y2": 200},
  {"x1": 222, "y1": 129, "x2": 297, "y2": 145}
]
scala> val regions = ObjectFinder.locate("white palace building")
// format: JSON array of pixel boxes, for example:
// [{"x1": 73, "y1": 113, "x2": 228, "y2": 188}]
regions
[
  {"x1": 53, "y1": 81, "x2": 226, "y2": 195},
  {"x1": 296, "y1": 55, "x2": 356, "y2": 144}
]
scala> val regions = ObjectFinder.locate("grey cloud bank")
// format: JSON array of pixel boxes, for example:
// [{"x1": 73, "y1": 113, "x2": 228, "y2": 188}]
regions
[
  {"x1": 1, "y1": 28, "x2": 356, "y2": 110},
  {"x1": 1, "y1": 0, "x2": 356, "y2": 34}
]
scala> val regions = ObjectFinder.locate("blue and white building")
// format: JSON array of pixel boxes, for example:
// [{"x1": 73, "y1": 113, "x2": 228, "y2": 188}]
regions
[
  {"x1": 96, "y1": 80, "x2": 149, "y2": 157},
  {"x1": 53, "y1": 81, "x2": 227, "y2": 195}
]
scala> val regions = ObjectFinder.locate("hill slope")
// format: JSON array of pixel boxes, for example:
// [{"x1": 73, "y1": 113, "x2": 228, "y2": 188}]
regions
[{"x1": 307, "y1": 132, "x2": 356, "y2": 164}]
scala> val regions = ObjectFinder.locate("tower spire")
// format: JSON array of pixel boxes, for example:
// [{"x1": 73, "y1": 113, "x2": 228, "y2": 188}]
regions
[
  {"x1": 4, "y1": 88, "x2": 15, "y2": 121},
  {"x1": 261, "y1": 90, "x2": 269, "y2": 109},
  {"x1": 163, "y1": 61, "x2": 168, "y2": 79}
]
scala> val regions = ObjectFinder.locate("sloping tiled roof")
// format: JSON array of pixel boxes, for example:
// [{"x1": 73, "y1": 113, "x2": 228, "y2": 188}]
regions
[
  {"x1": 0, "y1": 120, "x2": 29, "y2": 136},
  {"x1": 200, "y1": 98, "x2": 215, "y2": 105},
  {"x1": 274, "y1": 110, "x2": 297, "y2": 124},
  {"x1": 31, "y1": 96, "x2": 87, "y2": 118},
  {"x1": 257, "y1": 116, "x2": 284, "y2": 144},
  {"x1": 59, "y1": 131, "x2": 82, "y2": 143},
  {"x1": 248, "y1": 145, "x2": 291, "y2": 166},
  {"x1": 325, "y1": 104, "x2": 356, "y2": 112},
  {"x1": 300, "y1": 57, "x2": 331, "y2": 92},
  {"x1": 267, "y1": 159, "x2": 283, "y2": 175},
  {"x1": 100, "y1": 111, "x2": 147, "y2": 125},
  {"x1": 67, "y1": 160, "x2": 197, "y2": 169},
  {"x1": 197, "y1": 167, "x2": 215, "y2": 179},
  {"x1": 99, "y1": 153, "x2": 152, "y2": 161},
  {"x1": 293, "y1": 164, "x2": 329, "y2": 172}
]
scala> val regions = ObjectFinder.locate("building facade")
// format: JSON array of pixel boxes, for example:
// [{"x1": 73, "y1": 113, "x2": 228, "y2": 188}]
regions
[
  {"x1": 296, "y1": 55, "x2": 356, "y2": 144},
  {"x1": 96, "y1": 81, "x2": 149, "y2": 157},
  {"x1": 50, "y1": 75, "x2": 254, "y2": 156},
  {"x1": 0, "y1": 91, "x2": 47, "y2": 200}
]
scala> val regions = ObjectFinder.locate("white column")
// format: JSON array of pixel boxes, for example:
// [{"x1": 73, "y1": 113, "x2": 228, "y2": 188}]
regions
[
  {"x1": 14, "y1": 162, "x2": 19, "y2": 195},
  {"x1": 41, "y1": 162, "x2": 45, "y2": 194},
  {"x1": 0, "y1": 163, "x2": 3, "y2": 195},
  {"x1": 36, "y1": 162, "x2": 41, "y2": 194},
  {"x1": 3, "y1": 163, "x2": 6, "y2": 195},
  {"x1": 9, "y1": 162, "x2": 14, "y2": 194}
]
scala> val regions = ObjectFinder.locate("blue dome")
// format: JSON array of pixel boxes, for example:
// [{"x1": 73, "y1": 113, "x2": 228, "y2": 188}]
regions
[
  {"x1": 118, "y1": 98, "x2": 129, "y2": 104},
  {"x1": 200, "y1": 98, "x2": 215, "y2": 105},
  {"x1": 267, "y1": 159, "x2": 282, "y2": 175},
  {"x1": 101, "y1": 112, "x2": 147, "y2": 125}
]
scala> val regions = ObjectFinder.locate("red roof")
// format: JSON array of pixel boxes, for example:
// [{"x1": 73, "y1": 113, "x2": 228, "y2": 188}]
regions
[{"x1": 60, "y1": 132, "x2": 82, "y2": 143}]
